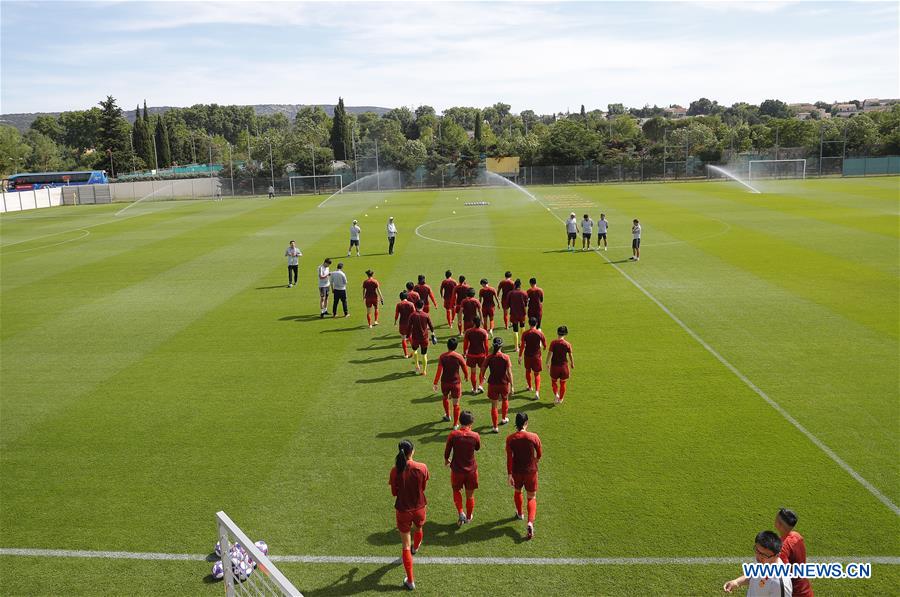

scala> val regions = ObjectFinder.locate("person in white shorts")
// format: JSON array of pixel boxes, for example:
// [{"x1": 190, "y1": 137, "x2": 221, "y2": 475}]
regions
[
  {"x1": 285, "y1": 240, "x2": 302, "y2": 288},
  {"x1": 318, "y1": 258, "x2": 332, "y2": 318},
  {"x1": 565, "y1": 213, "x2": 578, "y2": 252},
  {"x1": 630, "y1": 218, "x2": 641, "y2": 261},
  {"x1": 597, "y1": 214, "x2": 608, "y2": 251},
  {"x1": 348, "y1": 220, "x2": 361, "y2": 257},
  {"x1": 580, "y1": 214, "x2": 594, "y2": 251}
]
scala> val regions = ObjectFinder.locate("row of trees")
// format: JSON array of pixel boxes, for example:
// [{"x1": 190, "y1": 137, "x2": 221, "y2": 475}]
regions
[{"x1": 1, "y1": 96, "x2": 899, "y2": 179}]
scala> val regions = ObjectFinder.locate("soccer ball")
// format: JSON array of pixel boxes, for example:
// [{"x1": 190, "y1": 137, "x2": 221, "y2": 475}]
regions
[
  {"x1": 452, "y1": 211, "x2": 456, "y2": 214},
  {"x1": 215, "y1": 540, "x2": 230, "y2": 557},
  {"x1": 375, "y1": 205, "x2": 379, "y2": 209},
  {"x1": 234, "y1": 557, "x2": 253, "y2": 581},
  {"x1": 211, "y1": 560, "x2": 224, "y2": 580},
  {"x1": 254, "y1": 540, "x2": 269, "y2": 556}
]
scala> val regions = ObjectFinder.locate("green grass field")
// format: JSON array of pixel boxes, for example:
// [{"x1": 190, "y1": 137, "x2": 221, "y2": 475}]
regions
[{"x1": 1, "y1": 177, "x2": 898, "y2": 596}]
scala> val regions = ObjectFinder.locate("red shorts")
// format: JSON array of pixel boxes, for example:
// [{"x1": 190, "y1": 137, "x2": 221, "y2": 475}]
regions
[
  {"x1": 443, "y1": 298, "x2": 455, "y2": 310},
  {"x1": 450, "y1": 469, "x2": 479, "y2": 491},
  {"x1": 511, "y1": 472, "x2": 538, "y2": 492},
  {"x1": 365, "y1": 297, "x2": 379, "y2": 308},
  {"x1": 423, "y1": 303, "x2": 431, "y2": 313},
  {"x1": 462, "y1": 320, "x2": 475, "y2": 332},
  {"x1": 510, "y1": 314, "x2": 526, "y2": 326},
  {"x1": 410, "y1": 338, "x2": 429, "y2": 351},
  {"x1": 501, "y1": 297, "x2": 510, "y2": 310},
  {"x1": 466, "y1": 355, "x2": 486, "y2": 369},
  {"x1": 481, "y1": 306, "x2": 495, "y2": 318},
  {"x1": 523, "y1": 356, "x2": 543, "y2": 372},
  {"x1": 488, "y1": 383, "x2": 510, "y2": 400},
  {"x1": 395, "y1": 507, "x2": 427, "y2": 533},
  {"x1": 441, "y1": 382, "x2": 462, "y2": 399},
  {"x1": 550, "y1": 364, "x2": 570, "y2": 380},
  {"x1": 398, "y1": 324, "x2": 410, "y2": 337},
  {"x1": 527, "y1": 310, "x2": 542, "y2": 321}
]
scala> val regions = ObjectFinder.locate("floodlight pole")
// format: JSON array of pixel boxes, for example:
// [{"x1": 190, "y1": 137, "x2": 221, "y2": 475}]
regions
[
  {"x1": 818, "y1": 128, "x2": 824, "y2": 177},
  {"x1": 227, "y1": 142, "x2": 235, "y2": 197},
  {"x1": 129, "y1": 134, "x2": 136, "y2": 173},
  {"x1": 310, "y1": 145, "x2": 317, "y2": 194},
  {"x1": 375, "y1": 139, "x2": 380, "y2": 191},
  {"x1": 208, "y1": 135, "x2": 214, "y2": 196},
  {"x1": 663, "y1": 128, "x2": 668, "y2": 180},
  {"x1": 267, "y1": 138, "x2": 275, "y2": 190},
  {"x1": 152, "y1": 135, "x2": 159, "y2": 171},
  {"x1": 246, "y1": 127, "x2": 254, "y2": 196},
  {"x1": 774, "y1": 127, "x2": 780, "y2": 161}
]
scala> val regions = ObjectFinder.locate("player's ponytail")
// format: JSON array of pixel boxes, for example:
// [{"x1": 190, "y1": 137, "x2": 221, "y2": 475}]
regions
[
  {"x1": 396, "y1": 439, "x2": 414, "y2": 473},
  {"x1": 515, "y1": 412, "x2": 528, "y2": 430},
  {"x1": 514, "y1": 278, "x2": 521, "y2": 289},
  {"x1": 492, "y1": 337, "x2": 503, "y2": 354}
]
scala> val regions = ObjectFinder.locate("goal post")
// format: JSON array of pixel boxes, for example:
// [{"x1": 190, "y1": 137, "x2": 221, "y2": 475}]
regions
[
  {"x1": 216, "y1": 511, "x2": 303, "y2": 597},
  {"x1": 748, "y1": 159, "x2": 807, "y2": 181},
  {"x1": 289, "y1": 175, "x2": 343, "y2": 196}
]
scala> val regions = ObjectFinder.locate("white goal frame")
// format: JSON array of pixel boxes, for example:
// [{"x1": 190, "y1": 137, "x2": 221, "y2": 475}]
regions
[
  {"x1": 216, "y1": 511, "x2": 303, "y2": 597},
  {"x1": 748, "y1": 159, "x2": 807, "y2": 180},
  {"x1": 289, "y1": 175, "x2": 343, "y2": 196}
]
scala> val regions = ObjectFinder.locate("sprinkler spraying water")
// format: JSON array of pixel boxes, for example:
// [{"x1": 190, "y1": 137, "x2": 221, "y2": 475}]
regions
[{"x1": 707, "y1": 165, "x2": 761, "y2": 194}]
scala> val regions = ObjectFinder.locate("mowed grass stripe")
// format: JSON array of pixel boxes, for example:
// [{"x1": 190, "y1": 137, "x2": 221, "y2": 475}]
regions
[{"x1": 560, "y1": 183, "x2": 899, "y2": 502}]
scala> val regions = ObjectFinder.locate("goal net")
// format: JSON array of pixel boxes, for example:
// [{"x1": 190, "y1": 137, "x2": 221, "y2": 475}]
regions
[
  {"x1": 748, "y1": 159, "x2": 807, "y2": 180},
  {"x1": 215, "y1": 511, "x2": 303, "y2": 597},
  {"x1": 289, "y1": 175, "x2": 343, "y2": 196}
]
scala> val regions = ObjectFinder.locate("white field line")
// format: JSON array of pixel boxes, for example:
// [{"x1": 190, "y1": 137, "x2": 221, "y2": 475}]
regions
[
  {"x1": 527, "y1": 191, "x2": 900, "y2": 517},
  {"x1": 0, "y1": 229, "x2": 90, "y2": 254},
  {"x1": 1, "y1": 548, "x2": 898, "y2": 566}
]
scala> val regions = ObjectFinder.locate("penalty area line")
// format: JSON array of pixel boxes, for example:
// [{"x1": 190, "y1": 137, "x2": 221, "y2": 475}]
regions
[{"x1": 1, "y1": 548, "x2": 898, "y2": 566}]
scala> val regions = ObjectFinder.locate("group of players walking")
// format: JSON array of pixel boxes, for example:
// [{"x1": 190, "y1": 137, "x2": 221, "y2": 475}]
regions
[{"x1": 369, "y1": 270, "x2": 574, "y2": 590}]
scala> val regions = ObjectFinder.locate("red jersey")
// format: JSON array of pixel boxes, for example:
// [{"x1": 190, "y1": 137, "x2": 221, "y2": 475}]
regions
[
  {"x1": 485, "y1": 351, "x2": 512, "y2": 385},
  {"x1": 506, "y1": 430, "x2": 542, "y2": 475},
  {"x1": 395, "y1": 299, "x2": 415, "y2": 326},
  {"x1": 780, "y1": 531, "x2": 813, "y2": 597},
  {"x1": 464, "y1": 327, "x2": 490, "y2": 356},
  {"x1": 444, "y1": 428, "x2": 481, "y2": 475},
  {"x1": 459, "y1": 296, "x2": 481, "y2": 322},
  {"x1": 526, "y1": 286, "x2": 544, "y2": 316},
  {"x1": 548, "y1": 338, "x2": 572, "y2": 367},
  {"x1": 453, "y1": 283, "x2": 471, "y2": 306},
  {"x1": 437, "y1": 351, "x2": 467, "y2": 385},
  {"x1": 406, "y1": 289, "x2": 421, "y2": 305},
  {"x1": 479, "y1": 286, "x2": 498, "y2": 308},
  {"x1": 389, "y1": 460, "x2": 429, "y2": 512},
  {"x1": 498, "y1": 278, "x2": 515, "y2": 304},
  {"x1": 363, "y1": 278, "x2": 380, "y2": 298},
  {"x1": 520, "y1": 328, "x2": 547, "y2": 357},
  {"x1": 407, "y1": 310, "x2": 433, "y2": 343},
  {"x1": 440, "y1": 278, "x2": 458, "y2": 301},
  {"x1": 506, "y1": 289, "x2": 528, "y2": 319},
  {"x1": 414, "y1": 284, "x2": 436, "y2": 306}
]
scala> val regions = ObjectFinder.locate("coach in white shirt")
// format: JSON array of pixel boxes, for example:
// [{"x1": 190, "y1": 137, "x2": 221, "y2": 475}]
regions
[
  {"x1": 724, "y1": 531, "x2": 793, "y2": 596},
  {"x1": 284, "y1": 240, "x2": 302, "y2": 287},
  {"x1": 597, "y1": 214, "x2": 609, "y2": 251},
  {"x1": 318, "y1": 258, "x2": 332, "y2": 318},
  {"x1": 348, "y1": 220, "x2": 361, "y2": 257},
  {"x1": 630, "y1": 218, "x2": 641, "y2": 261},
  {"x1": 565, "y1": 212, "x2": 578, "y2": 251},
  {"x1": 330, "y1": 262, "x2": 349, "y2": 317},
  {"x1": 387, "y1": 217, "x2": 397, "y2": 255},
  {"x1": 580, "y1": 214, "x2": 594, "y2": 251}
]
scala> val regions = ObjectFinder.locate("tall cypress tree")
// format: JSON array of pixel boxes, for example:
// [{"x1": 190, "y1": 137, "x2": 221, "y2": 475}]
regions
[
  {"x1": 474, "y1": 110, "x2": 483, "y2": 143},
  {"x1": 155, "y1": 116, "x2": 171, "y2": 168},
  {"x1": 330, "y1": 97, "x2": 349, "y2": 160},
  {"x1": 132, "y1": 104, "x2": 143, "y2": 166}
]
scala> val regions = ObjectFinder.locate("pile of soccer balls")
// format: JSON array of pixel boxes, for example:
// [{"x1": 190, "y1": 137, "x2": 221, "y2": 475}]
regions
[{"x1": 211, "y1": 539, "x2": 269, "y2": 582}]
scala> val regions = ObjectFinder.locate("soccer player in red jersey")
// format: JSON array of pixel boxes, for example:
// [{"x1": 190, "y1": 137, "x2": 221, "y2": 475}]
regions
[
  {"x1": 481, "y1": 337, "x2": 513, "y2": 433},
  {"x1": 546, "y1": 325, "x2": 574, "y2": 404},
  {"x1": 432, "y1": 337, "x2": 469, "y2": 427},
  {"x1": 497, "y1": 271, "x2": 515, "y2": 329},
  {"x1": 478, "y1": 278, "x2": 500, "y2": 336},
  {"x1": 439, "y1": 270, "x2": 458, "y2": 328},
  {"x1": 453, "y1": 275, "x2": 471, "y2": 333},
  {"x1": 389, "y1": 439, "x2": 429, "y2": 591},
  {"x1": 776, "y1": 508, "x2": 814, "y2": 597},
  {"x1": 405, "y1": 281, "x2": 421, "y2": 307},
  {"x1": 407, "y1": 301, "x2": 435, "y2": 376},
  {"x1": 394, "y1": 291, "x2": 416, "y2": 358},
  {"x1": 505, "y1": 279, "x2": 529, "y2": 350},
  {"x1": 362, "y1": 269, "x2": 384, "y2": 328},
  {"x1": 444, "y1": 410, "x2": 481, "y2": 526},
  {"x1": 458, "y1": 288, "x2": 481, "y2": 334},
  {"x1": 463, "y1": 317, "x2": 489, "y2": 394},
  {"x1": 506, "y1": 412, "x2": 542, "y2": 540},
  {"x1": 526, "y1": 277, "x2": 544, "y2": 330},
  {"x1": 413, "y1": 274, "x2": 437, "y2": 314},
  {"x1": 518, "y1": 317, "x2": 547, "y2": 400}
]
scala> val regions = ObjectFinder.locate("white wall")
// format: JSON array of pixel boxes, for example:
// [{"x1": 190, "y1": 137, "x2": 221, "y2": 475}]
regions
[{"x1": 1, "y1": 187, "x2": 62, "y2": 214}]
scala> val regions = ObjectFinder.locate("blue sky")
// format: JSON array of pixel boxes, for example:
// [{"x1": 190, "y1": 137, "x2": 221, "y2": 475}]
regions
[{"x1": 1, "y1": 1, "x2": 897, "y2": 115}]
